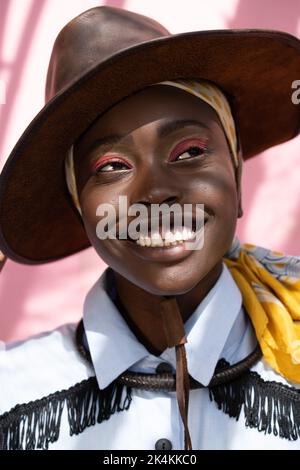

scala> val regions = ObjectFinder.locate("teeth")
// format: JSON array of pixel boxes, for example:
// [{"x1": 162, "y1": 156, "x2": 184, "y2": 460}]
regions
[
  {"x1": 164, "y1": 231, "x2": 174, "y2": 243},
  {"x1": 134, "y1": 228, "x2": 195, "y2": 247},
  {"x1": 186, "y1": 229, "x2": 193, "y2": 240},
  {"x1": 175, "y1": 231, "x2": 183, "y2": 241},
  {"x1": 154, "y1": 233, "x2": 163, "y2": 246}
]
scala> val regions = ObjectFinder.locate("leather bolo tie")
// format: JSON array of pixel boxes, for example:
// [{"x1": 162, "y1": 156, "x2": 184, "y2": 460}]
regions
[{"x1": 76, "y1": 296, "x2": 262, "y2": 451}]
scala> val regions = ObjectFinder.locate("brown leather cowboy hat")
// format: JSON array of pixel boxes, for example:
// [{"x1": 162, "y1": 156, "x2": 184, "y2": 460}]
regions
[{"x1": 0, "y1": 6, "x2": 300, "y2": 264}]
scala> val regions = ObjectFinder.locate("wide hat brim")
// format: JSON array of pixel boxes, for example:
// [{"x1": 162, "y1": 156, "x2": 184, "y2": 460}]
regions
[{"x1": 0, "y1": 29, "x2": 300, "y2": 264}]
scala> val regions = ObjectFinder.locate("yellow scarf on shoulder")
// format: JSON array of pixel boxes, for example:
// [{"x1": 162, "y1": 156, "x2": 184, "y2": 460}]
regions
[{"x1": 224, "y1": 239, "x2": 300, "y2": 384}]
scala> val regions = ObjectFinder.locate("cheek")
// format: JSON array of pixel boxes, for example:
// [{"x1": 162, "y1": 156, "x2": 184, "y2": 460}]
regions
[
  {"x1": 190, "y1": 169, "x2": 238, "y2": 212},
  {"x1": 188, "y1": 169, "x2": 238, "y2": 251},
  {"x1": 80, "y1": 189, "x2": 100, "y2": 222},
  {"x1": 212, "y1": 176, "x2": 238, "y2": 216},
  {"x1": 80, "y1": 185, "x2": 122, "y2": 249},
  {"x1": 80, "y1": 187, "x2": 108, "y2": 242}
]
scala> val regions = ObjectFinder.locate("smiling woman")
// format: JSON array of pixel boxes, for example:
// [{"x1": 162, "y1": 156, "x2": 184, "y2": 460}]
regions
[
  {"x1": 71, "y1": 83, "x2": 239, "y2": 298},
  {"x1": 0, "y1": 5, "x2": 300, "y2": 451}
]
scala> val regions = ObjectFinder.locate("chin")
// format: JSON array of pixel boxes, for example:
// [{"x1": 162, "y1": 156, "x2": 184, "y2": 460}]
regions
[{"x1": 131, "y1": 270, "x2": 205, "y2": 297}]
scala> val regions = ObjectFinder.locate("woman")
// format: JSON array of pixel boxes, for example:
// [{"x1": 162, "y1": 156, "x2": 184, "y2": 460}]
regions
[{"x1": 0, "y1": 6, "x2": 300, "y2": 450}]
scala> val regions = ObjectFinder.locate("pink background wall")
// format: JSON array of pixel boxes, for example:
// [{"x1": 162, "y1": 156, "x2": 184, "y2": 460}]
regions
[{"x1": 0, "y1": 0, "x2": 300, "y2": 342}]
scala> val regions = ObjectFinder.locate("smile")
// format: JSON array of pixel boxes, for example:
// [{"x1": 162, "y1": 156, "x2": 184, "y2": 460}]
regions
[
  {"x1": 135, "y1": 227, "x2": 196, "y2": 248},
  {"x1": 121, "y1": 218, "x2": 209, "y2": 264}
]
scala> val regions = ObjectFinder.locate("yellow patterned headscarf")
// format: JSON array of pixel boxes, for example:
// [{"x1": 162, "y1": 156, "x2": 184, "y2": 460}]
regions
[{"x1": 64, "y1": 78, "x2": 300, "y2": 385}]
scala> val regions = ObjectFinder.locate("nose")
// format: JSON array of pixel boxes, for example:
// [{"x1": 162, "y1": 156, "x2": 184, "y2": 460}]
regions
[
  {"x1": 130, "y1": 167, "x2": 183, "y2": 208},
  {"x1": 139, "y1": 194, "x2": 179, "y2": 208}
]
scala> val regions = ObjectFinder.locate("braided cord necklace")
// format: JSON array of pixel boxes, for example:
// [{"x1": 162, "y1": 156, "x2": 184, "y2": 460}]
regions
[{"x1": 75, "y1": 319, "x2": 262, "y2": 391}]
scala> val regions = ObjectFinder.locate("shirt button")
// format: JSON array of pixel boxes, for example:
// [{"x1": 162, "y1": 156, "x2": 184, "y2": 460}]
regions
[
  {"x1": 155, "y1": 438, "x2": 172, "y2": 450},
  {"x1": 156, "y1": 362, "x2": 173, "y2": 374}
]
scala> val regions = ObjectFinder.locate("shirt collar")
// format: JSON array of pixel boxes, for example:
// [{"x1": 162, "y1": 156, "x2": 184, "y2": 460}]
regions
[
  {"x1": 178, "y1": 264, "x2": 243, "y2": 385},
  {"x1": 83, "y1": 269, "x2": 149, "y2": 389},
  {"x1": 83, "y1": 263, "x2": 242, "y2": 389}
]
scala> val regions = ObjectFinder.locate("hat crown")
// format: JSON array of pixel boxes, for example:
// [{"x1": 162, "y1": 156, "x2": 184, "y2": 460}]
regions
[{"x1": 45, "y1": 6, "x2": 170, "y2": 102}]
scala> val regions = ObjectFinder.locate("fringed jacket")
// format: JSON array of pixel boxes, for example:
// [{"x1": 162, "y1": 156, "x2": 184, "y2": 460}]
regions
[{"x1": 0, "y1": 263, "x2": 300, "y2": 450}]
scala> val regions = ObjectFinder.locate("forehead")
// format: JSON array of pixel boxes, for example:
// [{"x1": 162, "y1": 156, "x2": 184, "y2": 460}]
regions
[{"x1": 76, "y1": 84, "x2": 222, "y2": 148}]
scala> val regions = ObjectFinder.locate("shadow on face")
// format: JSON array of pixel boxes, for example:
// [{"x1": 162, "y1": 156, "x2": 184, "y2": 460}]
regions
[{"x1": 73, "y1": 84, "x2": 241, "y2": 296}]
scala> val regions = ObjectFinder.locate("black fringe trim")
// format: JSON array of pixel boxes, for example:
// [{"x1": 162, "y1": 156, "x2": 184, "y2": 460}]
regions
[
  {"x1": 209, "y1": 361, "x2": 300, "y2": 441},
  {"x1": 0, "y1": 377, "x2": 132, "y2": 450},
  {"x1": 1, "y1": 366, "x2": 300, "y2": 449}
]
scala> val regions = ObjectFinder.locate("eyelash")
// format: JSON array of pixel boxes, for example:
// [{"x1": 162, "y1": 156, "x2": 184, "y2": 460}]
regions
[
  {"x1": 169, "y1": 139, "x2": 209, "y2": 163},
  {"x1": 91, "y1": 156, "x2": 133, "y2": 174},
  {"x1": 91, "y1": 139, "x2": 209, "y2": 174}
]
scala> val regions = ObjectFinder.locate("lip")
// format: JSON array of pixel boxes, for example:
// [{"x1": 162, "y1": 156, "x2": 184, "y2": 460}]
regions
[{"x1": 122, "y1": 219, "x2": 209, "y2": 264}]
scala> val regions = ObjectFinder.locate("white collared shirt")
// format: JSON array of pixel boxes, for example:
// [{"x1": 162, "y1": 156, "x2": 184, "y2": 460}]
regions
[
  {"x1": 1, "y1": 263, "x2": 300, "y2": 450},
  {"x1": 83, "y1": 263, "x2": 255, "y2": 389}
]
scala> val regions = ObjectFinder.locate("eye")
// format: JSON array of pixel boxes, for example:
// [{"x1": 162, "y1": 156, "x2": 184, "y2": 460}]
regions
[
  {"x1": 91, "y1": 156, "x2": 132, "y2": 174},
  {"x1": 176, "y1": 145, "x2": 206, "y2": 161},
  {"x1": 97, "y1": 161, "x2": 128, "y2": 172},
  {"x1": 169, "y1": 138, "x2": 209, "y2": 163}
]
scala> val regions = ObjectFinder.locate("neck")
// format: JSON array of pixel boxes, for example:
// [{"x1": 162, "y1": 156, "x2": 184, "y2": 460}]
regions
[{"x1": 112, "y1": 262, "x2": 223, "y2": 356}]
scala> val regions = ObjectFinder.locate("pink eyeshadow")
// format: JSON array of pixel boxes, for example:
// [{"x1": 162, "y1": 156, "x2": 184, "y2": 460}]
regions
[
  {"x1": 90, "y1": 155, "x2": 133, "y2": 172},
  {"x1": 169, "y1": 138, "x2": 209, "y2": 162}
]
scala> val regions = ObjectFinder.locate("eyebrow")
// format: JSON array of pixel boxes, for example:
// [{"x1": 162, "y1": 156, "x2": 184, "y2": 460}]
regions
[
  {"x1": 87, "y1": 119, "x2": 209, "y2": 155},
  {"x1": 158, "y1": 119, "x2": 209, "y2": 139}
]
